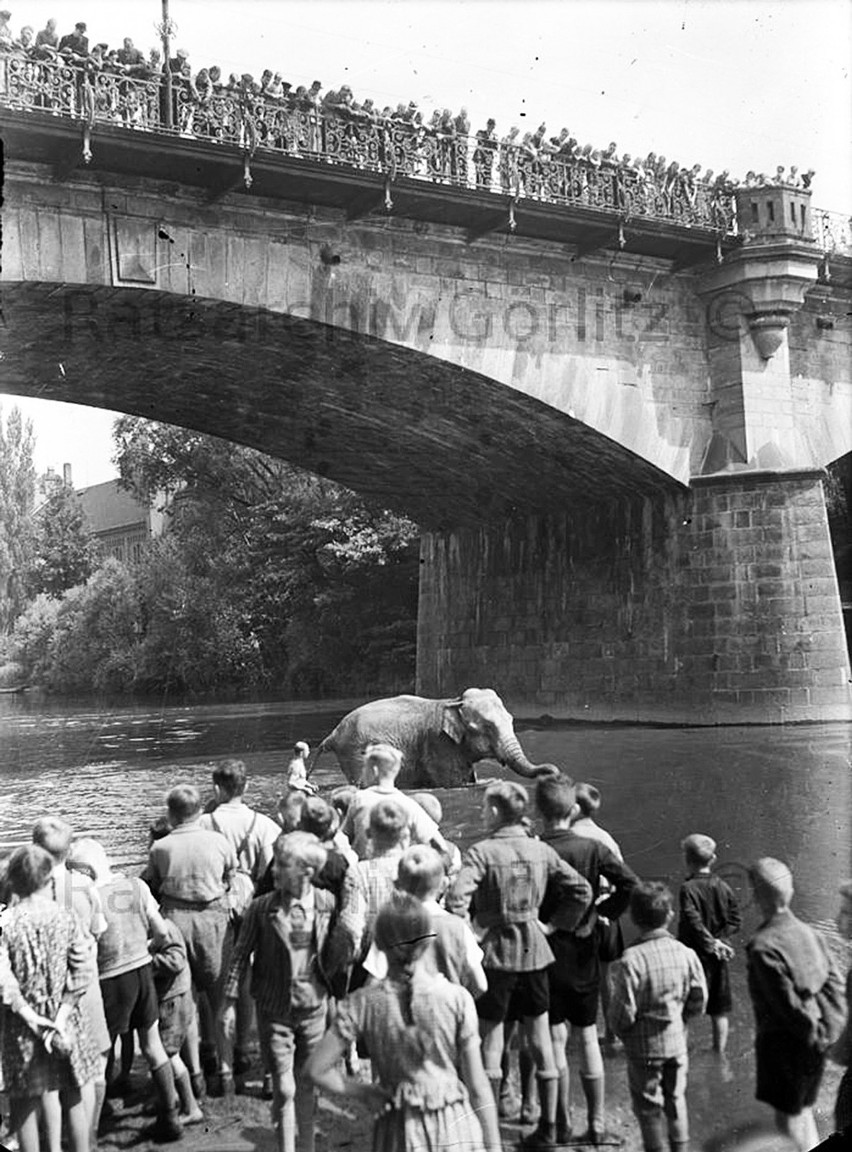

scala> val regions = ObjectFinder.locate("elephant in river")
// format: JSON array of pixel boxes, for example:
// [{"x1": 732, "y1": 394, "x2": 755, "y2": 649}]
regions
[{"x1": 312, "y1": 687, "x2": 559, "y2": 789}]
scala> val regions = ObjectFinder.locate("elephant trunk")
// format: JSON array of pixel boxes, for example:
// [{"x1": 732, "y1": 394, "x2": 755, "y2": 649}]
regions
[{"x1": 495, "y1": 734, "x2": 559, "y2": 779}]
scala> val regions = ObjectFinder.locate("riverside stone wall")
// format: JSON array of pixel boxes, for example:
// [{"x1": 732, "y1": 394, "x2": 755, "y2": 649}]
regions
[{"x1": 418, "y1": 471, "x2": 851, "y2": 722}]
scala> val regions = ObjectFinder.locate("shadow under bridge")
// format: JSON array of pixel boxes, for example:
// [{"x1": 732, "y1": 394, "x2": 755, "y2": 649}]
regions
[{"x1": 0, "y1": 282, "x2": 683, "y2": 527}]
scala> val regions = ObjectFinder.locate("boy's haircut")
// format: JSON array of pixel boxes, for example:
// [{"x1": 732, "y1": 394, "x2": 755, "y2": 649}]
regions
[
  {"x1": 748, "y1": 857, "x2": 793, "y2": 908},
  {"x1": 535, "y1": 774, "x2": 577, "y2": 822},
  {"x1": 274, "y1": 830, "x2": 328, "y2": 873},
  {"x1": 32, "y1": 816, "x2": 73, "y2": 861},
  {"x1": 330, "y1": 785, "x2": 357, "y2": 817},
  {"x1": 68, "y1": 838, "x2": 110, "y2": 885},
  {"x1": 212, "y1": 758, "x2": 247, "y2": 799},
  {"x1": 277, "y1": 790, "x2": 307, "y2": 832},
  {"x1": 682, "y1": 833, "x2": 716, "y2": 868},
  {"x1": 574, "y1": 782, "x2": 602, "y2": 817},
  {"x1": 484, "y1": 780, "x2": 528, "y2": 825},
  {"x1": 397, "y1": 844, "x2": 445, "y2": 899},
  {"x1": 630, "y1": 881, "x2": 674, "y2": 931},
  {"x1": 7, "y1": 844, "x2": 54, "y2": 898},
  {"x1": 149, "y1": 815, "x2": 173, "y2": 843},
  {"x1": 294, "y1": 741, "x2": 309, "y2": 756},
  {"x1": 300, "y1": 795, "x2": 335, "y2": 842},
  {"x1": 374, "y1": 891, "x2": 433, "y2": 962},
  {"x1": 411, "y1": 792, "x2": 442, "y2": 825},
  {"x1": 166, "y1": 784, "x2": 201, "y2": 824},
  {"x1": 364, "y1": 742, "x2": 403, "y2": 781},
  {"x1": 369, "y1": 799, "x2": 408, "y2": 849}
]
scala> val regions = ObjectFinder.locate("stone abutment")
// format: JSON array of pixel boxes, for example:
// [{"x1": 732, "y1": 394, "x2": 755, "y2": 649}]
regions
[{"x1": 417, "y1": 470, "x2": 850, "y2": 723}]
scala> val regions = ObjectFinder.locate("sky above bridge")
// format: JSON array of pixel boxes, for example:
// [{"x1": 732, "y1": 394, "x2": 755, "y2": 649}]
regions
[{"x1": 7, "y1": 0, "x2": 851, "y2": 488}]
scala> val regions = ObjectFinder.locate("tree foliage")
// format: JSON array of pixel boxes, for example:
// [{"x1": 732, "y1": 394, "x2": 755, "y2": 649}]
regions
[
  {"x1": 28, "y1": 485, "x2": 99, "y2": 599},
  {"x1": 7, "y1": 417, "x2": 420, "y2": 696},
  {"x1": 0, "y1": 405, "x2": 36, "y2": 632},
  {"x1": 8, "y1": 548, "x2": 266, "y2": 695},
  {"x1": 109, "y1": 416, "x2": 421, "y2": 696}
]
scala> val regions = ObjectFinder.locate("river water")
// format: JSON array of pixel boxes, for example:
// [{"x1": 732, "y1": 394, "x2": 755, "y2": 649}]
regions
[
  {"x1": 1, "y1": 695, "x2": 849, "y2": 920},
  {"x1": 0, "y1": 694, "x2": 850, "y2": 1141}
]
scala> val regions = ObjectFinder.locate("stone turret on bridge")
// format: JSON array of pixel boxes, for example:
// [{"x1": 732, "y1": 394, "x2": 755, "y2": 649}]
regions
[{"x1": 1, "y1": 64, "x2": 850, "y2": 722}]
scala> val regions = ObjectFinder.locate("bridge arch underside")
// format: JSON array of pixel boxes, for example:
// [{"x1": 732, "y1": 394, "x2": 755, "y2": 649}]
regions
[
  {"x1": 0, "y1": 283, "x2": 680, "y2": 528},
  {"x1": 5, "y1": 281, "x2": 849, "y2": 725}
]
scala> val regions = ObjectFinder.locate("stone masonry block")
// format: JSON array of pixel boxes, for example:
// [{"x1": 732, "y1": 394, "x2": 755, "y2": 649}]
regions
[{"x1": 811, "y1": 685, "x2": 852, "y2": 706}]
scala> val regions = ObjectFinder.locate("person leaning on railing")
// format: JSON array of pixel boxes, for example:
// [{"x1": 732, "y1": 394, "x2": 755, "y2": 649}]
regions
[
  {"x1": 57, "y1": 20, "x2": 88, "y2": 64},
  {"x1": 473, "y1": 118, "x2": 498, "y2": 190},
  {"x1": 1, "y1": 26, "x2": 742, "y2": 228},
  {"x1": 452, "y1": 106, "x2": 470, "y2": 182},
  {"x1": 0, "y1": 8, "x2": 13, "y2": 50}
]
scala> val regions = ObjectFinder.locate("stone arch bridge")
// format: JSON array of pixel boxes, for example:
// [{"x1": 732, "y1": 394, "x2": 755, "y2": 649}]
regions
[{"x1": 1, "y1": 101, "x2": 850, "y2": 722}]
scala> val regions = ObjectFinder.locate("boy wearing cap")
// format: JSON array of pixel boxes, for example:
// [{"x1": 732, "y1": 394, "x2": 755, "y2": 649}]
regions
[
  {"x1": 58, "y1": 21, "x2": 88, "y2": 60},
  {"x1": 746, "y1": 857, "x2": 844, "y2": 1152},
  {"x1": 677, "y1": 833, "x2": 741, "y2": 1057}
]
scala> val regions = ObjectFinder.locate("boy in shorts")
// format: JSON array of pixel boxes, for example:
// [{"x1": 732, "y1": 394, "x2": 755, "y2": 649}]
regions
[
  {"x1": 608, "y1": 882, "x2": 706, "y2": 1152},
  {"x1": 536, "y1": 773, "x2": 639, "y2": 1143},
  {"x1": 746, "y1": 857, "x2": 844, "y2": 1151},
  {"x1": 222, "y1": 831, "x2": 358, "y2": 1152},
  {"x1": 446, "y1": 779, "x2": 592, "y2": 1150},
  {"x1": 69, "y1": 838, "x2": 185, "y2": 1143},
  {"x1": 150, "y1": 919, "x2": 204, "y2": 1125},
  {"x1": 677, "y1": 833, "x2": 741, "y2": 1057}
]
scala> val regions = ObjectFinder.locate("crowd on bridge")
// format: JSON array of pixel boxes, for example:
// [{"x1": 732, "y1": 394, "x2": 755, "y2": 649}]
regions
[
  {"x1": 0, "y1": 10, "x2": 817, "y2": 230},
  {"x1": 0, "y1": 744, "x2": 850, "y2": 1152}
]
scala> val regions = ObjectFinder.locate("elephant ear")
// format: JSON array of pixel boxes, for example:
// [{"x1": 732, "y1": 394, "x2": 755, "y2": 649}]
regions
[{"x1": 441, "y1": 702, "x2": 466, "y2": 744}]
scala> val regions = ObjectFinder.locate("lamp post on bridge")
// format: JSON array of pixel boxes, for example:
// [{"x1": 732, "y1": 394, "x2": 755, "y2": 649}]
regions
[{"x1": 155, "y1": 0, "x2": 176, "y2": 130}]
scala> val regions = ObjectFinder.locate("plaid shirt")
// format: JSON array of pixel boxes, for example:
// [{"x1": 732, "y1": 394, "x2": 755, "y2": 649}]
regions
[
  {"x1": 355, "y1": 850, "x2": 402, "y2": 957},
  {"x1": 608, "y1": 929, "x2": 707, "y2": 1060},
  {"x1": 445, "y1": 824, "x2": 591, "y2": 972}
]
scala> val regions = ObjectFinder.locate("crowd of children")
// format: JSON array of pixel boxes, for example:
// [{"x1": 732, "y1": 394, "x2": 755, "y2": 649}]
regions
[{"x1": 0, "y1": 741, "x2": 849, "y2": 1152}]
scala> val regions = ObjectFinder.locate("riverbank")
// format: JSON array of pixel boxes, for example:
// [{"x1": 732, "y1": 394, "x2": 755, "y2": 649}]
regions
[
  {"x1": 91, "y1": 1034, "x2": 845, "y2": 1152},
  {"x1": 1, "y1": 698, "x2": 849, "y2": 1148}
]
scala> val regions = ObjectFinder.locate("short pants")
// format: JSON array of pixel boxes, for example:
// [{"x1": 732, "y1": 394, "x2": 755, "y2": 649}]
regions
[
  {"x1": 100, "y1": 964, "x2": 159, "y2": 1040},
  {"x1": 164, "y1": 903, "x2": 232, "y2": 993},
  {"x1": 755, "y1": 1035, "x2": 825, "y2": 1113},
  {"x1": 477, "y1": 968, "x2": 549, "y2": 1023},
  {"x1": 158, "y1": 989, "x2": 193, "y2": 1057}
]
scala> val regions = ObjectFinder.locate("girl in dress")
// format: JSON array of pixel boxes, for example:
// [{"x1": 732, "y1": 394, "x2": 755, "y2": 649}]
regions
[
  {"x1": 306, "y1": 893, "x2": 502, "y2": 1152},
  {"x1": 0, "y1": 844, "x2": 99, "y2": 1152}
]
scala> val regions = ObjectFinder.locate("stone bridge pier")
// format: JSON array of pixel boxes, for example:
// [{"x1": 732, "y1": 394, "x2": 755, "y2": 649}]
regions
[
  {"x1": 417, "y1": 472, "x2": 848, "y2": 723},
  {"x1": 419, "y1": 187, "x2": 851, "y2": 722}
]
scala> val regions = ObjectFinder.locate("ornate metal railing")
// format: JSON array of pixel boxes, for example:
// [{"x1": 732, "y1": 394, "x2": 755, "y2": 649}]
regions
[
  {"x1": 810, "y1": 207, "x2": 852, "y2": 258},
  {"x1": 4, "y1": 52, "x2": 848, "y2": 250}
]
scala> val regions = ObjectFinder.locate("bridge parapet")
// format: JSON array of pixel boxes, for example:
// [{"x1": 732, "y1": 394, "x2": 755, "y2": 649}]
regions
[{"x1": 0, "y1": 53, "x2": 735, "y2": 234}]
